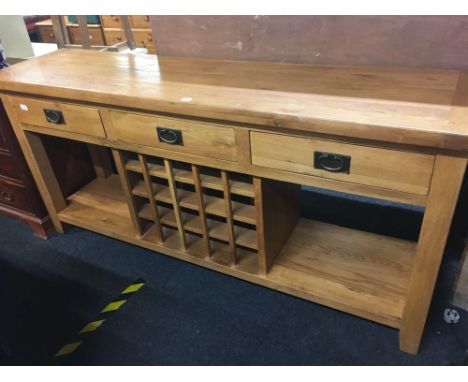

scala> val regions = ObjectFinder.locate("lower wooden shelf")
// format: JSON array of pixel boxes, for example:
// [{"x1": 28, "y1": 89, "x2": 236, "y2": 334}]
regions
[{"x1": 58, "y1": 175, "x2": 416, "y2": 329}]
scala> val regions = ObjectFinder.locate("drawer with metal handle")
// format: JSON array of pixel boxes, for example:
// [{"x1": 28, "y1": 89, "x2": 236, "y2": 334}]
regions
[
  {"x1": 9, "y1": 96, "x2": 106, "y2": 138},
  {"x1": 108, "y1": 110, "x2": 239, "y2": 161},
  {"x1": 314, "y1": 151, "x2": 351, "y2": 174},
  {"x1": 250, "y1": 131, "x2": 435, "y2": 196},
  {"x1": 157, "y1": 127, "x2": 183, "y2": 145}
]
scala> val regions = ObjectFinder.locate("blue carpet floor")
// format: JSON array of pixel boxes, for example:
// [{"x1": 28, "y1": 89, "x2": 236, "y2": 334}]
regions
[{"x1": 0, "y1": 189, "x2": 467, "y2": 365}]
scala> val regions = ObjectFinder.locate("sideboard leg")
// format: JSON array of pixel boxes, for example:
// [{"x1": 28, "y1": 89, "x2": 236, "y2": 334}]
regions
[{"x1": 399, "y1": 155, "x2": 467, "y2": 354}]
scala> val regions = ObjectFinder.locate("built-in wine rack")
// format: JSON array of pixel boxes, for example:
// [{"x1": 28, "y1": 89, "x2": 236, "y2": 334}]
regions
[{"x1": 112, "y1": 149, "x2": 300, "y2": 275}]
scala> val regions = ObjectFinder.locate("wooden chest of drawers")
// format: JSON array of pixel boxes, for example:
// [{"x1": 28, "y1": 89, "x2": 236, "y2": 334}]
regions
[
  {"x1": 37, "y1": 17, "x2": 156, "y2": 53},
  {"x1": 36, "y1": 19, "x2": 106, "y2": 46},
  {"x1": 36, "y1": 23, "x2": 56, "y2": 43},
  {"x1": 101, "y1": 29, "x2": 126, "y2": 46},
  {"x1": 101, "y1": 15, "x2": 152, "y2": 29},
  {"x1": 103, "y1": 29, "x2": 156, "y2": 53},
  {"x1": 1, "y1": 49, "x2": 467, "y2": 355},
  {"x1": 101, "y1": 15, "x2": 156, "y2": 53},
  {"x1": 0, "y1": 98, "x2": 52, "y2": 237},
  {"x1": 67, "y1": 24, "x2": 105, "y2": 46}
]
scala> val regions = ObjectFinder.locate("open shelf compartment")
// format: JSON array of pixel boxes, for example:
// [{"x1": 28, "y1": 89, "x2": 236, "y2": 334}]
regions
[{"x1": 58, "y1": 151, "x2": 416, "y2": 328}]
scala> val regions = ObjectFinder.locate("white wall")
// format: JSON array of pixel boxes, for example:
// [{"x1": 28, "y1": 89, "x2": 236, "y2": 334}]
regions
[{"x1": 0, "y1": 15, "x2": 34, "y2": 59}]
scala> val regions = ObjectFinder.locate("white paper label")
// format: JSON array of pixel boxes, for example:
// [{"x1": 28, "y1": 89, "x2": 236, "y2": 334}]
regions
[{"x1": 19, "y1": 104, "x2": 29, "y2": 111}]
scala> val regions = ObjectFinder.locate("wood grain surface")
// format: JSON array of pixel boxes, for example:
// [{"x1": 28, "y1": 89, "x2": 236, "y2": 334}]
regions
[{"x1": 1, "y1": 49, "x2": 468, "y2": 151}]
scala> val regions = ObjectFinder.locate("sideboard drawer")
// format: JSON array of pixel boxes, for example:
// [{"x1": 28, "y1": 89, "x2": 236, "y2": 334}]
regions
[
  {"x1": 9, "y1": 96, "x2": 106, "y2": 138},
  {"x1": 0, "y1": 177, "x2": 26, "y2": 210},
  {"x1": 130, "y1": 15, "x2": 151, "y2": 28},
  {"x1": 108, "y1": 110, "x2": 239, "y2": 161},
  {"x1": 251, "y1": 131, "x2": 435, "y2": 195},
  {"x1": 133, "y1": 30, "x2": 156, "y2": 52},
  {"x1": 68, "y1": 26, "x2": 105, "y2": 46},
  {"x1": 101, "y1": 15, "x2": 123, "y2": 28},
  {"x1": 38, "y1": 25, "x2": 56, "y2": 43},
  {"x1": 0, "y1": 152, "x2": 18, "y2": 180},
  {"x1": 103, "y1": 29, "x2": 126, "y2": 45}
]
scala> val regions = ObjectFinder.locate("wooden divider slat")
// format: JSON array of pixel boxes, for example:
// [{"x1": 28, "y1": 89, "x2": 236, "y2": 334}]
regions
[
  {"x1": 192, "y1": 164, "x2": 211, "y2": 256},
  {"x1": 131, "y1": 180, "x2": 256, "y2": 225},
  {"x1": 139, "y1": 154, "x2": 164, "y2": 243},
  {"x1": 254, "y1": 177, "x2": 300, "y2": 274},
  {"x1": 138, "y1": 204, "x2": 258, "y2": 250},
  {"x1": 164, "y1": 159, "x2": 187, "y2": 250},
  {"x1": 221, "y1": 171, "x2": 237, "y2": 264},
  {"x1": 125, "y1": 159, "x2": 255, "y2": 197},
  {"x1": 112, "y1": 150, "x2": 144, "y2": 236}
]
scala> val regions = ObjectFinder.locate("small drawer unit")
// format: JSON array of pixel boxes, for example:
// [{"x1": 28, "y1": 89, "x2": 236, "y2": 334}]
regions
[
  {"x1": 108, "y1": 110, "x2": 239, "y2": 162},
  {"x1": 250, "y1": 131, "x2": 435, "y2": 196},
  {"x1": 8, "y1": 96, "x2": 106, "y2": 138}
]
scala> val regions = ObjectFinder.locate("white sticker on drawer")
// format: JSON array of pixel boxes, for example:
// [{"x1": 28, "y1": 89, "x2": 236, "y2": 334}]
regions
[{"x1": 19, "y1": 104, "x2": 29, "y2": 111}]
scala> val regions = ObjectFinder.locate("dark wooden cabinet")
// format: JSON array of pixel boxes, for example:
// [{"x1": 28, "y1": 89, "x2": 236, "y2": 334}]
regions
[{"x1": 0, "y1": 100, "x2": 52, "y2": 238}]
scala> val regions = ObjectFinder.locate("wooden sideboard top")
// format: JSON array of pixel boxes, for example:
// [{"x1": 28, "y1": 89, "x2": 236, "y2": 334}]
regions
[{"x1": 1, "y1": 49, "x2": 467, "y2": 151}]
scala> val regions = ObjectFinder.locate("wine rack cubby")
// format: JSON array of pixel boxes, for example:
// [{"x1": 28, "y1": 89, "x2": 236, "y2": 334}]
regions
[{"x1": 112, "y1": 150, "x2": 300, "y2": 275}]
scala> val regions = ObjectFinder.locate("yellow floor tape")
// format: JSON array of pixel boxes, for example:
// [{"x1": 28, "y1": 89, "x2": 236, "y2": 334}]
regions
[
  {"x1": 55, "y1": 341, "x2": 83, "y2": 357},
  {"x1": 101, "y1": 300, "x2": 126, "y2": 313},
  {"x1": 54, "y1": 279, "x2": 145, "y2": 358},
  {"x1": 79, "y1": 319, "x2": 106, "y2": 334}
]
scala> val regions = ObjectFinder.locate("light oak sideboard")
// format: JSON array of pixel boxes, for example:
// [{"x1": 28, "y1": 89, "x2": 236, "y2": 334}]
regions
[{"x1": 1, "y1": 50, "x2": 467, "y2": 354}]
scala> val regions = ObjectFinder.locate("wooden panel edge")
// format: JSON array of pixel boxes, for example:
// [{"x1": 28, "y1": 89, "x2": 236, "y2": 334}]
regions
[{"x1": 399, "y1": 155, "x2": 467, "y2": 354}]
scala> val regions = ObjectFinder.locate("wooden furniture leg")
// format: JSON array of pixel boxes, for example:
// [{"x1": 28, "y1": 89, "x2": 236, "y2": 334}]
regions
[
  {"x1": 1, "y1": 95, "x2": 67, "y2": 233},
  {"x1": 399, "y1": 155, "x2": 467, "y2": 354}
]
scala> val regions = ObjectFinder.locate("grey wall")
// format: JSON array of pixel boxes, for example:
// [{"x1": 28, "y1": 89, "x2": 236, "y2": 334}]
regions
[{"x1": 151, "y1": 16, "x2": 468, "y2": 69}]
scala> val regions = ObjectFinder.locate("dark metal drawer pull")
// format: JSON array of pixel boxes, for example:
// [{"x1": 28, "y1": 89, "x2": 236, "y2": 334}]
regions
[
  {"x1": 0, "y1": 191, "x2": 15, "y2": 203},
  {"x1": 156, "y1": 127, "x2": 183, "y2": 145},
  {"x1": 314, "y1": 151, "x2": 351, "y2": 174},
  {"x1": 43, "y1": 109, "x2": 65, "y2": 124}
]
